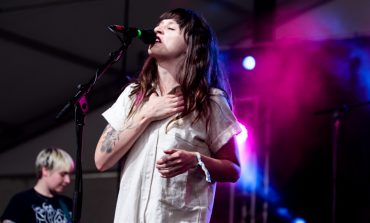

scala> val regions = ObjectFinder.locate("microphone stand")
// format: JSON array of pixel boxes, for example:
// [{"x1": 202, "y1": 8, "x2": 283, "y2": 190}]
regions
[
  {"x1": 314, "y1": 101, "x2": 370, "y2": 223},
  {"x1": 56, "y1": 35, "x2": 133, "y2": 223}
]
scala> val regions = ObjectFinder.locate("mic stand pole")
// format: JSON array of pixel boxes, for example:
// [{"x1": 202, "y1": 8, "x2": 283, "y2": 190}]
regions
[
  {"x1": 56, "y1": 38, "x2": 133, "y2": 223},
  {"x1": 331, "y1": 111, "x2": 341, "y2": 223},
  {"x1": 314, "y1": 101, "x2": 370, "y2": 223}
]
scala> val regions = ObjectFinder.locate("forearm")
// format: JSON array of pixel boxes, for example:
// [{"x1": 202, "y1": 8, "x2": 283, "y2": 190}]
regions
[
  {"x1": 199, "y1": 138, "x2": 240, "y2": 183},
  {"x1": 95, "y1": 113, "x2": 151, "y2": 171},
  {"x1": 199, "y1": 155, "x2": 240, "y2": 183},
  {"x1": 156, "y1": 138, "x2": 241, "y2": 182}
]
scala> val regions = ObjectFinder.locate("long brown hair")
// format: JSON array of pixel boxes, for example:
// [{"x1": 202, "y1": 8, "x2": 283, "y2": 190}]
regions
[{"x1": 129, "y1": 8, "x2": 232, "y2": 124}]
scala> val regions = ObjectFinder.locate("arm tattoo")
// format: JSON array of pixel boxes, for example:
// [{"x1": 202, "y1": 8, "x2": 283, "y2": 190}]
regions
[
  {"x1": 100, "y1": 125, "x2": 121, "y2": 153},
  {"x1": 100, "y1": 120, "x2": 136, "y2": 153}
]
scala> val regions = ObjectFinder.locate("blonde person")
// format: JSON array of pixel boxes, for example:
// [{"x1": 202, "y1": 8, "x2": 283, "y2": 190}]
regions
[
  {"x1": 1, "y1": 147, "x2": 74, "y2": 223},
  {"x1": 95, "y1": 8, "x2": 241, "y2": 223}
]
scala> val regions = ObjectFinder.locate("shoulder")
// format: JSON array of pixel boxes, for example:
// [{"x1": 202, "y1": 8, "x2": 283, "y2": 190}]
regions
[
  {"x1": 10, "y1": 188, "x2": 35, "y2": 200},
  {"x1": 209, "y1": 88, "x2": 232, "y2": 110},
  {"x1": 209, "y1": 87, "x2": 226, "y2": 97},
  {"x1": 118, "y1": 83, "x2": 136, "y2": 97},
  {"x1": 116, "y1": 83, "x2": 139, "y2": 103},
  {"x1": 124, "y1": 82, "x2": 137, "y2": 92},
  {"x1": 1, "y1": 189, "x2": 34, "y2": 221}
]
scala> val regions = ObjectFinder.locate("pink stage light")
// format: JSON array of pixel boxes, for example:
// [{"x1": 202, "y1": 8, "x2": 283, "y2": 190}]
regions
[
  {"x1": 236, "y1": 122, "x2": 256, "y2": 189},
  {"x1": 236, "y1": 122, "x2": 248, "y2": 145}
]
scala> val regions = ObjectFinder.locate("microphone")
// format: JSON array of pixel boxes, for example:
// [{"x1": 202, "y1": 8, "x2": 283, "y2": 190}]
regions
[{"x1": 108, "y1": 25, "x2": 156, "y2": 44}]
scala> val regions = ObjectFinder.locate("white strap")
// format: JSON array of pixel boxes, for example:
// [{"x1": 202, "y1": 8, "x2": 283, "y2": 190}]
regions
[{"x1": 195, "y1": 152, "x2": 211, "y2": 183}]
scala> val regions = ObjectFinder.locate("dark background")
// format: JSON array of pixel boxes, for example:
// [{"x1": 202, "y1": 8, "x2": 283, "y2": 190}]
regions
[{"x1": 1, "y1": 0, "x2": 370, "y2": 222}]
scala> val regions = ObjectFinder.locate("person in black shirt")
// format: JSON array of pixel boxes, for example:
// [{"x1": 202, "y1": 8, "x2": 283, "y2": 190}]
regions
[{"x1": 1, "y1": 147, "x2": 74, "y2": 223}]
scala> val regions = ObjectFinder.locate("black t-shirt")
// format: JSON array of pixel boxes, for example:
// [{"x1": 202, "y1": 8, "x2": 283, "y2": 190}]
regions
[{"x1": 1, "y1": 188, "x2": 72, "y2": 223}]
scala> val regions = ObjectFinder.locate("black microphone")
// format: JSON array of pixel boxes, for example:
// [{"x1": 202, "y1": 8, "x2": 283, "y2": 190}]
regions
[{"x1": 108, "y1": 25, "x2": 156, "y2": 44}]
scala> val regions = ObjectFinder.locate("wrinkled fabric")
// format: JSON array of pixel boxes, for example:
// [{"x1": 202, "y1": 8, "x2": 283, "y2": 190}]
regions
[{"x1": 103, "y1": 84, "x2": 241, "y2": 223}]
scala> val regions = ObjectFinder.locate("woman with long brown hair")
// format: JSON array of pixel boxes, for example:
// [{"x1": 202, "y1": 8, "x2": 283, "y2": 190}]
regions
[{"x1": 95, "y1": 8, "x2": 241, "y2": 223}]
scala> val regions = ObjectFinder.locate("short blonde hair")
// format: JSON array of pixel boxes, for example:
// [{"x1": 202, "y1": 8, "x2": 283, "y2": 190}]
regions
[{"x1": 35, "y1": 147, "x2": 74, "y2": 179}]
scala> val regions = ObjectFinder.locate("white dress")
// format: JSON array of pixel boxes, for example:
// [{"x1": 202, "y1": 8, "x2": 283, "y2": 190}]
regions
[{"x1": 103, "y1": 84, "x2": 241, "y2": 223}]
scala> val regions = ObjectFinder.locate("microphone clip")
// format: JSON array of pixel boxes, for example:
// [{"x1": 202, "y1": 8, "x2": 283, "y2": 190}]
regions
[{"x1": 108, "y1": 25, "x2": 156, "y2": 45}]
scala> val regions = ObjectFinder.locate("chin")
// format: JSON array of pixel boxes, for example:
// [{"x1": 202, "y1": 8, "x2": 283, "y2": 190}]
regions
[
  {"x1": 53, "y1": 187, "x2": 64, "y2": 193},
  {"x1": 148, "y1": 48, "x2": 155, "y2": 55}
]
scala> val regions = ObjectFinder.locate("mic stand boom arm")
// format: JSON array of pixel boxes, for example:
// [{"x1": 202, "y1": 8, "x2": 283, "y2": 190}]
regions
[{"x1": 56, "y1": 37, "x2": 133, "y2": 223}]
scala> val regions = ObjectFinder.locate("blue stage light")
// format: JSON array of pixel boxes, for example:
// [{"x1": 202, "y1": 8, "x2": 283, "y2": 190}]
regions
[{"x1": 242, "y1": 56, "x2": 256, "y2": 70}]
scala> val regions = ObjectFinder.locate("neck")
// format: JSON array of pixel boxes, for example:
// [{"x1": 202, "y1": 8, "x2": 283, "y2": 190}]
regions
[
  {"x1": 34, "y1": 180, "x2": 53, "y2": 198},
  {"x1": 157, "y1": 61, "x2": 182, "y2": 95}
]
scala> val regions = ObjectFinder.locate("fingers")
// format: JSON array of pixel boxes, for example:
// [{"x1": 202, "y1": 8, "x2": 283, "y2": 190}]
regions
[
  {"x1": 157, "y1": 157, "x2": 186, "y2": 178},
  {"x1": 155, "y1": 94, "x2": 184, "y2": 110},
  {"x1": 156, "y1": 150, "x2": 196, "y2": 178},
  {"x1": 156, "y1": 159, "x2": 182, "y2": 170},
  {"x1": 156, "y1": 149, "x2": 178, "y2": 166},
  {"x1": 165, "y1": 94, "x2": 184, "y2": 107},
  {"x1": 149, "y1": 92, "x2": 183, "y2": 106},
  {"x1": 142, "y1": 93, "x2": 184, "y2": 121},
  {"x1": 158, "y1": 165, "x2": 185, "y2": 178}
]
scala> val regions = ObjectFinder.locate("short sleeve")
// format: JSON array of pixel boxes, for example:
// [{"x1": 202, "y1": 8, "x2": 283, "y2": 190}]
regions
[
  {"x1": 1, "y1": 194, "x2": 27, "y2": 222},
  {"x1": 102, "y1": 84, "x2": 135, "y2": 131},
  {"x1": 208, "y1": 89, "x2": 241, "y2": 152}
]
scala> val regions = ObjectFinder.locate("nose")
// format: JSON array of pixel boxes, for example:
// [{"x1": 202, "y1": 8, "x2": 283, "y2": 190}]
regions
[
  {"x1": 64, "y1": 174, "x2": 71, "y2": 184},
  {"x1": 154, "y1": 25, "x2": 163, "y2": 34}
]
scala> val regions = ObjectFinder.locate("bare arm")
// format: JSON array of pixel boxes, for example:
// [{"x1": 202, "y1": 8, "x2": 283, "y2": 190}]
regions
[
  {"x1": 156, "y1": 137, "x2": 241, "y2": 182},
  {"x1": 94, "y1": 117, "x2": 150, "y2": 172},
  {"x1": 95, "y1": 93, "x2": 184, "y2": 171},
  {"x1": 3, "y1": 220, "x2": 16, "y2": 223},
  {"x1": 203, "y1": 138, "x2": 240, "y2": 182}
]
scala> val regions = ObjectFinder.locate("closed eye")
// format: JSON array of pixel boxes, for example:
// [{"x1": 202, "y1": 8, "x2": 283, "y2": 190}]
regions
[{"x1": 59, "y1": 171, "x2": 70, "y2": 177}]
